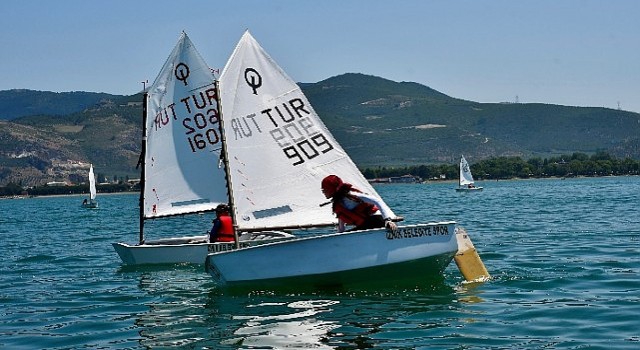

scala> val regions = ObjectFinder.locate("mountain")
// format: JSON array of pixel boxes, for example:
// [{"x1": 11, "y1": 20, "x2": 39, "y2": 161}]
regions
[
  {"x1": 1, "y1": 74, "x2": 639, "y2": 186},
  {"x1": 0, "y1": 89, "x2": 121, "y2": 120},
  {"x1": 0, "y1": 94, "x2": 143, "y2": 186},
  {"x1": 305, "y1": 73, "x2": 640, "y2": 165}
]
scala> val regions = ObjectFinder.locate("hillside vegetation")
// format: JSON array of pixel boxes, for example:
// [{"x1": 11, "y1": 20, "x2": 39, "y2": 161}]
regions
[
  {"x1": 0, "y1": 89, "x2": 121, "y2": 120},
  {"x1": 0, "y1": 73, "x2": 639, "y2": 186}
]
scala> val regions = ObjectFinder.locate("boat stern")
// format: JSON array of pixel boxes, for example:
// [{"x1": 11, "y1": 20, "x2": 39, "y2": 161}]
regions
[
  {"x1": 205, "y1": 254, "x2": 228, "y2": 284},
  {"x1": 112, "y1": 242, "x2": 136, "y2": 265}
]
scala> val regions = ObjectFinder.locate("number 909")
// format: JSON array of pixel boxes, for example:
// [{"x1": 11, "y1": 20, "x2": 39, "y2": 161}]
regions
[{"x1": 283, "y1": 133, "x2": 334, "y2": 165}]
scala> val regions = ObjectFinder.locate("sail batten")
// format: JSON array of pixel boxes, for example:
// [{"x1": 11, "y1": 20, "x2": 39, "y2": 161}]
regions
[
  {"x1": 143, "y1": 32, "x2": 229, "y2": 219},
  {"x1": 219, "y1": 30, "x2": 395, "y2": 231}
]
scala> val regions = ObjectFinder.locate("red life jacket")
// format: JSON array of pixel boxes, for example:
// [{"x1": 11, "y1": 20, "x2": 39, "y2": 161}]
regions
[
  {"x1": 333, "y1": 195, "x2": 378, "y2": 226},
  {"x1": 215, "y1": 215, "x2": 235, "y2": 242}
]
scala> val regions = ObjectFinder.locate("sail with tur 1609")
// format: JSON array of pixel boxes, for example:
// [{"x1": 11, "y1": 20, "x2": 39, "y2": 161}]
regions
[
  {"x1": 112, "y1": 32, "x2": 293, "y2": 265},
  {"x1": 142, "y1": 32, "x2": 228, "y2": 220}
]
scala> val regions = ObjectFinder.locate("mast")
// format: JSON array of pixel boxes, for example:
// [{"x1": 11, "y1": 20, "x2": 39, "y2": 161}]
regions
[
  {"x1": 214, "y1": 80, "x2": 240, "y2": 249},
  {"x1": 459, "y1": 156, "x2": 462, "y2": 187},
  {"x1": 138, "y1": 82, "x2": 148, "y2": 244}
]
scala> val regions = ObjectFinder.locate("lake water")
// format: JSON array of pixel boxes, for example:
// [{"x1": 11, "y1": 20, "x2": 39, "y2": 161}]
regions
[{"x1": 1, "y1": 176, "x2": 638, "y2": 349}]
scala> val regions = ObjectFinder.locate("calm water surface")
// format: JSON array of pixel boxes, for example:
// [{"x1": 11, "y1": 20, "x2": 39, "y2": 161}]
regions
[{"x1": 1, "y1": 177, "x2": 638, "y2": 349}]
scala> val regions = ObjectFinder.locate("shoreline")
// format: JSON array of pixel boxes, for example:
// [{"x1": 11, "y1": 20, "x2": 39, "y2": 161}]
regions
[
  {"x1": 0, "y1": 191, "x2": 138, "y2": 200},
  {"x1": 398, "y1": 174, "x2": 640, "y2": 185},
  {"x1": 2, "y1": 175, "x2": 638, "y2": 200}
]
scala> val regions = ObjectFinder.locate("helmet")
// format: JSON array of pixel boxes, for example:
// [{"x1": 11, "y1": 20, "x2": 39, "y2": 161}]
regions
[
  {"x1": 215, "y1": 203, "x2": 230, "y2": 213},
  {"x1": 321, "y1": 175, "x2": 343, "y2": 198}
]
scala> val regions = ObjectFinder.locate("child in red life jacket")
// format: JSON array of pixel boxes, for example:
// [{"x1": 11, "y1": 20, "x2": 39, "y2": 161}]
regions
[
  {"x1": 209, "y1": 204, "x2": 235, "y2": 242},
  {"x1": 321, "y1": 174, "x2": 398, "y2": 233}
]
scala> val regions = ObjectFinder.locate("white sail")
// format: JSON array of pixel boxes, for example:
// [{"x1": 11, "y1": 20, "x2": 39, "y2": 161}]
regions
[
  {"x1": 219, "y1": 31, "x2": 395, "y2": 231},
  {"x1": 143, "y1": 32, "x2": 228, "y2": 219},
  {"x1": 88, "y1": 164, "x2": 96, "y2": 200},
  {"x1": 459, "y1": 155, "x2": 474, "y2": 186}
]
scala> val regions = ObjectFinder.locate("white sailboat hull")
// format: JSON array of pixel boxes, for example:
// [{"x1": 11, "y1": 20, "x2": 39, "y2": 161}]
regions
[
  {"x1": 205, "y1": 222, "x2": 458, "y2": 287},
  {"x1": 113, "y1": 231, "x2": 295, "y2": 265},
  {"x1": 82, "y1": 199, "x2": 99, "y2": 208},
  {"x1": 113, "y1": 238, "x2": 209, "y2": 265},
  {"x1": 455, "y1": 186, "x2": 484, "y2": 192}
]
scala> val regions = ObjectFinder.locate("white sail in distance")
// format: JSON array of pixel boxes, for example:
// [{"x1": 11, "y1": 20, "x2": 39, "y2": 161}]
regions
[
  {"x1": 88, "y1": 164, "x2": 96, "y2": 200},
  {"x1": 219, "y1": 30, "x2": 395, "y2": 231},
  {"x1": 143, "y1": 32, "x2": 228, "y2": 219},
  {"x1": 459, "y1": 155, "x2": 475, "y2": 186}
]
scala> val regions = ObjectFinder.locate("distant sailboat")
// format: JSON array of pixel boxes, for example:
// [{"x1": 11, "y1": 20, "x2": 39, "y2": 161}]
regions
[
  {"x1": 456, "y1": 155, "x2": 483, "y2": 192},
  {"x1": 82, "y1": 164, "x2": 98, "y2": 208}
]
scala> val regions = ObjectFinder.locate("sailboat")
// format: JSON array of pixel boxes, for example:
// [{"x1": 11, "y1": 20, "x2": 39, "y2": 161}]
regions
[
  {"x1": 456, "y1": 155, "x2": 483, "y2": 192},
  {"x1": 111, "y1": 32, "x2": 293, "y2": 265},
  {"x1": 81, "y1": 164, "x2": 98, "y2": 208},
  {"x1": 203, "y1": 31, "x2": 462, "y2": 287}
]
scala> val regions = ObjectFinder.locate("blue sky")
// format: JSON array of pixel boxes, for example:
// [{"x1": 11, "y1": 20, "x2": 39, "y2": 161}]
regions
[{"x1": 1, "y1": 0, "x2": 638, "y2": 112}]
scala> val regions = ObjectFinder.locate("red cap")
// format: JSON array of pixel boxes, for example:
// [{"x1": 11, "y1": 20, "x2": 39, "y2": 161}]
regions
[{"x1": 321, "y1": 175, "x2": 343, "y2": 198}]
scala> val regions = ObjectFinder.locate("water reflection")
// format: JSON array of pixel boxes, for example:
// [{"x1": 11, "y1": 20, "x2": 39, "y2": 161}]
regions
[
  {"x1": 227, "y1": 300, "x2": 340, "y2": 349},
  {"x1": 204, "y1": 282, "x2": 463, "y2": 348},
  {"x1": 118, "y1": 259, "x2": 493, "y2": 349},
  {"x1": 131, "y1": 269, "x2": 213, "y2": 348}
]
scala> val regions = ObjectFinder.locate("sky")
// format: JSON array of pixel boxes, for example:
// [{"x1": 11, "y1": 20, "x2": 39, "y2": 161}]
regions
[{"x1": 1, "y1": 0, "x2": 638, "y2": 112}]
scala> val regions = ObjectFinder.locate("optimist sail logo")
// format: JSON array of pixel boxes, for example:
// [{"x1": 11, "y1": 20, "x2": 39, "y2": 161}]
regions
[
  {"x1": 174, "y1": 63, "x2": 190, "y2": 86},
  {"x1": 244, "y1": 68, "x2": 262, "y2": 95}
]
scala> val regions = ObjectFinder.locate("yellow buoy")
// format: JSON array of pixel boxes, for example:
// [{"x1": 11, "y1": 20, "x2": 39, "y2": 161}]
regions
[{"x1": 454, "y1": 226, "x2": 490, "y2": 282}]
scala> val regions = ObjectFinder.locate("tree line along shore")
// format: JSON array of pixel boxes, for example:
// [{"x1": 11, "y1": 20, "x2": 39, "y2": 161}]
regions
[
  {"x1": 363, "y1": 152, "x2": 639, "y2": 182},
  {"x1": 2, "y1": 152, "x2": 639, "y2": 198}
]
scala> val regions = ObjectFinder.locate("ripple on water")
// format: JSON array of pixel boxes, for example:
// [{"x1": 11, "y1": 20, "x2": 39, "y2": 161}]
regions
[{"x1": 1, "y1": 180, "x2": 640, "y2": 349}]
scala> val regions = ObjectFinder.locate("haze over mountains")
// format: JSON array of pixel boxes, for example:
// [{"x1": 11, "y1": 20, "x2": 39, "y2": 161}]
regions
[{"x1": 1, "y1": 73, "x2": 639, "y2": 186}]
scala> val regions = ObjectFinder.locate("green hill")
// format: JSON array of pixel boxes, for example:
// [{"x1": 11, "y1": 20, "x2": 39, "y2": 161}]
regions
[
  {"x1": 306, "y1": 73, "x2": 640, "y2": 165},
  {"x1": 0, "y1": 89, "x2": 122, "y2": 120},
  {"x1": 0, "y1": 74, "x2": 639, "y2": 186}
]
